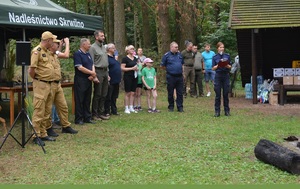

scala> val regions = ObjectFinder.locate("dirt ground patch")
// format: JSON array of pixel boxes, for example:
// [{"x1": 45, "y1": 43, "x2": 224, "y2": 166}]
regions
[{"x1": 230, "y1": 95, "x2": 300, "y2": 117}]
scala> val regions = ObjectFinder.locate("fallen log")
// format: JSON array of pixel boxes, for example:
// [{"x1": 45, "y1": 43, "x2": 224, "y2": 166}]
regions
[{"x1": 254, "y1": 139, "x2": 300, "y2": 174}]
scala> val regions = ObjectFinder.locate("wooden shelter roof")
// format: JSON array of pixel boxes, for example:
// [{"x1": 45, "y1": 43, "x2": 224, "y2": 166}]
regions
[{"x1": 229, "y1": 0, "x2": 300, "y2": 29}]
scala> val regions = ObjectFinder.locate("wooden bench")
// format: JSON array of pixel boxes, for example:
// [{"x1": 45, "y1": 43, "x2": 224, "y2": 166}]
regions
[{"x1": 273, "y1": 84, "x2": 300, "y2": 105}]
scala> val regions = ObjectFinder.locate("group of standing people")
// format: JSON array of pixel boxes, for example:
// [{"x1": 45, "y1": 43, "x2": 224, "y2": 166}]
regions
[
  {"x1": 28, "y1": 30, "x2": 232, "y2": 146},
  {"x1": 74, "y1": 30, "x2": 160, "y2": 125},
  {"x1": 73, "y1": 30, "x2": 122, "y2": 125},
  {"x1": 121, "y1": 45, "x2": 159, "y2": 114},
  {"x1": 160, "y1": 41, "x2": 232, "y2": 116}
]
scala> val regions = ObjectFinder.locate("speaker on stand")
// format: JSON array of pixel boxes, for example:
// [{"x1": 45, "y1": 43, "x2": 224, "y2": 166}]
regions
[{"x1": 0, "y1": 41, "x2": 46, "y2": 153}]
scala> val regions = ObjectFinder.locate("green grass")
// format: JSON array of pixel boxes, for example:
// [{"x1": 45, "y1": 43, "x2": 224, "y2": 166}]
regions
[{"x1": 0, "y1": 84, "x2": 300, "y2": 184}]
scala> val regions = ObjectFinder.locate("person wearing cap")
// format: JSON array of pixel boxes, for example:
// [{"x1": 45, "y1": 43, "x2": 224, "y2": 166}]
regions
[
  {"x1": 47, "y1": 37, "x2": 78, "y2": 136},
  {"x1": 104, "y1": 43, "x2": 122, "y2": 116},
  {"x1": 89, "y1": 30, "x2": 110, "y2": 121},
  {"x1": 212, "y1": 42, "x2": 231, "y2": 117},
  {"x1": 142, "y1": 58, "x2": 160, "y2": 113},
  {"x1": 28, "y1": 31, "x2": 57, "y2": 146},
  {"x1": 160, "y1": 41, "x2": 184, "y2": 112}
]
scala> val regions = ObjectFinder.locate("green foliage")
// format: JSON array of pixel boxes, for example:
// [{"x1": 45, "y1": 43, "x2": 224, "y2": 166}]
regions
[
  {"x1": 5, "y1": 39, "x2": 16, "y2": 81},
  {"x1": 201, "y1": 11, "x2": 237, "y2": 56},
  {"x1": 24, "y1": 94, "x2": 33, "y2": 119},
  {"x1": 51, "y1": 0, "x2": 237, "y2": 56}
]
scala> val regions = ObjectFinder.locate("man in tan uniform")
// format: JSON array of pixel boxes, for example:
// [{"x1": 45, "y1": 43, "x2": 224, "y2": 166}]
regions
[
  {"x1": 46, "y1": 37, "x2": 78, "y2": 136},
  {"x1": 28, "y1": 31, "x2": 56, "y2": 146}
]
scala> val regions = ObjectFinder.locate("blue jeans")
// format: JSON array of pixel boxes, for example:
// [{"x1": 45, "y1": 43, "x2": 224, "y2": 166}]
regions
[
  {"x1": 204, "y1": 69, "x2": 215, "y2": 82},
  {"x1": 52, "y1": 105, "x2": 60, "y2": 123}
]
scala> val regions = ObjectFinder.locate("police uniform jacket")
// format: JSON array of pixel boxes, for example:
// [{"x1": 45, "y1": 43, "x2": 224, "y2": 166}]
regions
[
  {"x1": 161, "y1": 51, "x2": 184, "y2": 76},
  {"x1": 212, "y1": 53, "x2": 231, "y2": 74}
]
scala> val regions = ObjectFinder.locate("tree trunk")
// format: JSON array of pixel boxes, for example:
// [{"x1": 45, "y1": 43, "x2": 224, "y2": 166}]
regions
[
  {"x1": 72, "y1": 0, "x2": 77, "y2": 12},
  {"x1": 214, "y1": 2, "x2": 221, "y2": 26},
  {"x1": 156, "y1": 0, "x2": 171, "y2": 57},
  {"x1": 114, "y1": 0, "x2": 127, "y2": 90},
  {"x1": 174, "y1": 1, "x2": 180, "y2": 45},
  {"x1": 114, "y1": 0, "x2": 127, "y2": 59},
  {"x1": 106, "y1": 0, "x2": 114, "y2": 42},
  {"x1": 86, "y1": 0, "x2": 91, "y2": 15},
  {"x1": 141, "y1": 0, "x2": 151, "y2": 49},
  {"x1": 133, "y1": 1, "x2": 139, "y2": 48},
  {"x1": 176, "y1": 0, "x2": 196, "y2": 51},
  {"x1": 254, "y1": 139, "x2": 300, "y2": 175}
]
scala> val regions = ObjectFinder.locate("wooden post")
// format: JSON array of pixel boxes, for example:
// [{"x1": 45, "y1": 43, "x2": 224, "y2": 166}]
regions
[
  {"x1": 251, "y1": 29, "x2": 258, "y2": 104},
  {"x1": 254, "y1": 139, "x2": 300, "y2": 174},
  {"x1": 279, "y1": 85, "x2": 284, "y2": 105}
]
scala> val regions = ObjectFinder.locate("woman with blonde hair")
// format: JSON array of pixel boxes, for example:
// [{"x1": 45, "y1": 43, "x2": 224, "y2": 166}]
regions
[{"x1": 121, "y1": 45, "x2": 139, "y2": 114}]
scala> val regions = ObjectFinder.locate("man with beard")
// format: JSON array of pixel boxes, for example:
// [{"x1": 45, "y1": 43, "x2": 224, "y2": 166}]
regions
[{"x1": 89, "y1": 30, "x2": 110, "y2": 121}]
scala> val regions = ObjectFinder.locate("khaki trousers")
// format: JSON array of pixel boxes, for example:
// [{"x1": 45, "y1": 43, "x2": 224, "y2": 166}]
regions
[{"x1": 32, "y1": 80, "x2": 53, "y2": 138}]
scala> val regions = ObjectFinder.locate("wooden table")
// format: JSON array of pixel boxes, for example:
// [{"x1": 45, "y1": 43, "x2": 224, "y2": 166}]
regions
[
  {"x1": 0, "y1": 82, "x2": 74, "y2": 127},
  {"x1": 273, "y1": 84, "x2": 300, "y2": 105}
]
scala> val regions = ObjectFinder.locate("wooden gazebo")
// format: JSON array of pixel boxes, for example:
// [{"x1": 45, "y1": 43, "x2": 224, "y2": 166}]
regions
[{"x1": 229, "y1": 0, "x2": 300, "y2": 103}]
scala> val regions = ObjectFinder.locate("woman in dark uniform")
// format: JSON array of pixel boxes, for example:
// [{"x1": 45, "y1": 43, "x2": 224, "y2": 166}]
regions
[{"x1": 212, "y1": 42, "x2": 232, "y2": 117}]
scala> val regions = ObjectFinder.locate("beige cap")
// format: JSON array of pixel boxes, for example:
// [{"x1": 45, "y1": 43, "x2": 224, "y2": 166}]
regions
[
  {"x1": 41, "y1": 31, "x2": 57, "y2": 40},
  {"x1": 53, "y1": 37, "x2": 60, "y2": 43}
]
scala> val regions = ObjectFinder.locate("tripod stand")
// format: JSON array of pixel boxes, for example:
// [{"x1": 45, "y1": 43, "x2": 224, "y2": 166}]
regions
[{"x1": 0, "y1": 62, "x2": 46, "y2": 153}]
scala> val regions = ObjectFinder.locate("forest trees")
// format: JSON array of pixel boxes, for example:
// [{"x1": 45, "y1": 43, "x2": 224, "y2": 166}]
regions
[{"x1": 52, "y1": 0, "x2": 236, "y2": 58}]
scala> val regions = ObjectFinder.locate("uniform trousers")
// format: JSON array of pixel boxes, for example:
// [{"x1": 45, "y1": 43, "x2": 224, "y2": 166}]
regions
[
  {"x1": 92, "y1": 68, "x2": 109, "y2": 117},
  {"x1": 47, "y1": 82, "x2": 71, "y2": 130},
  {"x1": 32, "y1": 79, "x2": 53, "y2": 138},
  {"x1": 214, "y1": 72, "x2": 230, "y2": 113},
  {"x1": 74, "y1": 76, "x2": 92, "y2": 123},
  {"x1": 194, "y1": 69, "x2": 204, "y2": 96},
  {"x1": 183, "y1": 66, "x2": 195, "y2": 96},
  {"x1": 104, "y1": 83, "x2": 120, "y2": 115},
  {"x1": 166, "y1": 74, "x2": 184, "y2": 111}
]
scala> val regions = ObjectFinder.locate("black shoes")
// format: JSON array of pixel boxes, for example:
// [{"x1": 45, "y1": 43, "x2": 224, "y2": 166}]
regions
[
  {"x1": 62, "y1": 126, "x2": 78, "y2": 134},
  {"x1": 40, "y1": 136, "x2": 56, "y2": 141},
  {"x1": 84, "y1": 119, "x2": 96, "y2": 124},
  {"x1": 214, "y1": 112, "x2": 220, "y2": 117},
  {"x1": 33, "y1": 136, "x2": 55, "y2": 146},
  {"x1": 75, "y1": 121, "x2": 84, "y2": 125},
  {"x1": 33, "y1": 137, "x2": 45, "y2": 146},
  {"x1": 168, "y1": 109, "x2": 174, "y2": 112},
  {"x1": 99, "y1": 115, "x2": 110, "y2": 120},
  {"x1": 178, "y1": 109, "x2": 184, "y2": 113},
  {"x1": 47, "y1": 128, "x2": 59, "y2": 137},
  {"x1": 214, "y1": 112, "x2": 230, "y2": 117},
  {"x1": 225, "y1": 111, "x2": 231, "y2": 116}
]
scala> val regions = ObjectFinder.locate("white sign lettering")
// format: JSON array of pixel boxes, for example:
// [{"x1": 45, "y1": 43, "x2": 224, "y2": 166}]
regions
[{"x1": 8, "y1": 12, "x2": 85, "y2": 28}]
